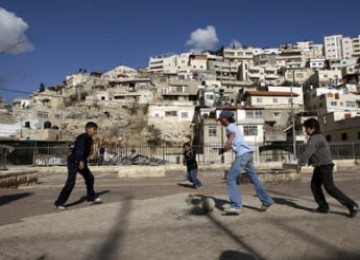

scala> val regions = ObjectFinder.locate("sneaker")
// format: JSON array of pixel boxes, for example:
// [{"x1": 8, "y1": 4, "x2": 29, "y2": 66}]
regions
[
  {"x1": 55, "y1": 205, "x2": 66, "y2": 210},
  {"x1": 177, "y1": 180, "x2": 192, "y2": 186},
  {"x1": 349, "y1": 203, "x2": 358, "y2": 218},
  {"x1": 88, "y1": 197, "x2": 103, "y2": 205},
  {"x1": 223, "y1": 207, "x2": 242, "y2": 215},
  {"x1": 195, "y1": 185, "x2": 203, "y2": 190},
  {"x1": 314, "y1": 207, "x2": 330, "y2": 214},
  {"x1": 260, "y1": 203, "x2": 273, "y2": 212}
]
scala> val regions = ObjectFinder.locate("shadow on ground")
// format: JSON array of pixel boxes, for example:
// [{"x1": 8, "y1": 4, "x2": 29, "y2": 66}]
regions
[
  {"x1": 65, "y1": 190, "x2": 111, "y2": 207},
  {"x1": 0, "y1": 192, "x2": 33, "y2": 206}
]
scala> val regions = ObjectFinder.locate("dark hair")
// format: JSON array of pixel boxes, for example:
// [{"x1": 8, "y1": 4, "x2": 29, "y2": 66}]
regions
[
  {"x1": 183, "y1": 142, "x2": 191, "y2": 148},
  {"x1": 303, "y1": 118, "x2": 321, "y2": 133},
  {"x1": 85, "y1": 121, "x2": 98, "y2": 129},
  {"x1": 228, "y1": 117, "x2": 235, "y2": 123}
]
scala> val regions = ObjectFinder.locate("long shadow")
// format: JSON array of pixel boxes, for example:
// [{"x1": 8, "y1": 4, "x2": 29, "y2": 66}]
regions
[
  {"x1": 206, "y1": 211, "x2": 265, "y2": 259},
  {"x1": 272, "y1": 196, "x2": 348, "y2": 217},
  {"x1": 0, "y1": 192, "x2": 33, "y2": 206},
  {"x1": 268, "y1": 216, "x2": 360, "y2": 259},
  {"x1": 187, "y1": 195, "x2": 264, "y2": 259},
  {"x1": 90, "y1": 192, "x2": 133, "y2": 260},
  {"x1": 65, "y1": 190, "x2": 111, "y2": 208},
  {"x1": 272, "y1": 196, "x2": 314, "y2": 212}
]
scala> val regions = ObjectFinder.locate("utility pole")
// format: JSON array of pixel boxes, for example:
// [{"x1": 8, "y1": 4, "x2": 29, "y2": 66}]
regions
[{"x1": 291, "y1": 70, "x2": 297, "y2": 160}]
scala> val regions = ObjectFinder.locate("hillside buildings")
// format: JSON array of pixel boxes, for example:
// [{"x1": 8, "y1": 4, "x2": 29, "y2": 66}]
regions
[{"x1": 1, "y1": 33, "x2": 360, "y2": 163}]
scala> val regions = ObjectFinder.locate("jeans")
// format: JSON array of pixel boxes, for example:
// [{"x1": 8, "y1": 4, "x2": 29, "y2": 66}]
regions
[
  {"x1": 227, "y1": 152, "x2": 273, "y2": 208},
  {"x1": 311, "y1": 164, "x2": 356, "y2": 209},
  {"x1": 186, "y1": 169, "x2": 202, "y2": 188},
  {"x1": 55, "y1": 161, "x2": 96, "y2": 206}
]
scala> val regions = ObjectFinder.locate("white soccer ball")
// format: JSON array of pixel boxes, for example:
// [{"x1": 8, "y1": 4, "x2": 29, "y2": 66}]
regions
[{"x1": 202, "y1": 197, "x2": 216, "y2": 212}]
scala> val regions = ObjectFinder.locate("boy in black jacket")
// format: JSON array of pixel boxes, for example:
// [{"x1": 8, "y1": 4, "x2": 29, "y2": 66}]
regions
[
  {"x1": 54, "y1": 122, "x2": 102, "y2": 209},
  {"x1": 182, "y1": 143, "x2": 203, "y2": 190}
]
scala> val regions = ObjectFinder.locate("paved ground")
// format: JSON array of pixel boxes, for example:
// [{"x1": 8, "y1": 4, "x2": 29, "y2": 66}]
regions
[{"x1": 0, "y1": 166, "x2": 360, "y2": 260}]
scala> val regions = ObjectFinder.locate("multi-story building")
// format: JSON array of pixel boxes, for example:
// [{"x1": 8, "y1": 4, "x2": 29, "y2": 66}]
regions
[
  {"x1": 304, "y1": 88, "x2": 360, "y2": 115},
  {"x1": 238, "y1": 62, "x2": 279, "y2": 86},
  {"x1": 352, "y1": 35, "x2": 360, "y2": 57},
  {"x1": 324, "y1": 35, "x2": 343, "y2": 61}
]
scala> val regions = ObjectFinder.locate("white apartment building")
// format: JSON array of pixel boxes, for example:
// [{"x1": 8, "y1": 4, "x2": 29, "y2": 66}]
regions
[
  {"x1": 303, "y1": 69, "x2": 343, "y2": 89},
  {"x1": 353, "y1": 35, "x2": 360, "y2": 57},
  {"x1": 304, "y1": 88, "x2": 360, "y2": 115},
  {"x1": 324, "y1": 35, "x2": 343, "y2": 60},
  {"x1": 207, "y1": 60, "x2": 239, "y2": 81},
  {"x1": 222, "y1": 47, "x2": 262, "y2": 64},
  {"x1": 238, "y1": 62, "x2": 279, "y2": 86},
  {"x1": 324, "y1": 35, "x2": 354, "y2": 61},
  {"x1": 148, "y1": 53, "x2": 211, "y2": 74},
  {"x1": 309, "y1": 58, "x2": 326, "y2": 69},
  {"x1": 148, "y1": 53, "x2": 177, "y2": 74},
  {"x1": 284, "y1": 69, "x2": 314, "y2": 85}
]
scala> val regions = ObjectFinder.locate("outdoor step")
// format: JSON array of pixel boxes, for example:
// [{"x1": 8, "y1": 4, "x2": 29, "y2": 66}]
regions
[{"x1": 0, "y1": 169, "x2": 38, "y2": 188}]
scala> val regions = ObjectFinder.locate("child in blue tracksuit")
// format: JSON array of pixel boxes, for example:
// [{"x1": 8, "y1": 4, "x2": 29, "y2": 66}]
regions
[
  {"x1": 183, "y1": 143, "x2": 203, "y2": 189},
  {"x1": 54, "y1": 122, "x2": 102, "y2": 209}
]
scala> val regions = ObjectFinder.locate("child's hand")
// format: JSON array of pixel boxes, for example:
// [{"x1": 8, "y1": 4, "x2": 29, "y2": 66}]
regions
[
  {"x1": 218, "y1": 148, "x2": 226, "y2": 155},
  {"x1": 79, "y1": 161, "x2": 85, "y2": 170}
]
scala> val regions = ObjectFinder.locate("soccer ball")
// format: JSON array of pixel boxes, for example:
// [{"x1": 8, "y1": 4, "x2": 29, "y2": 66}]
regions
[{"x1": 202, "y1": 197, "x2": 216, "y2": 212}]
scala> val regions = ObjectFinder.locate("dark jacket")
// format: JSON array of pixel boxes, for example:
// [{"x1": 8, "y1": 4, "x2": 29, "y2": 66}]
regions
[
  {"x1": 69, "y1": 133, "x2": 93, "y2": 164},
  {"x1": 184, "y1": 150, "x2": 198, "y2": 171},
  {"x1": 298, "y1": 132, "x2": 333, "y2": 167}
]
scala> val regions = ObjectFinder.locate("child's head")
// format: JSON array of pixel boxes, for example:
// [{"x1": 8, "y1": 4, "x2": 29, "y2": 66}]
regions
[
  {"x1": 217, "y1": 110, "x2": 235, "y2": 126},
  {"x1": 85, "y1": 121, "x2": 98, "y2": 137},
  {"x1": 183, "y1": 142, "x2": 191, "y2": 152},
  {"x1": 303, "y1": 118, "x2": 320, "y2": 136}
]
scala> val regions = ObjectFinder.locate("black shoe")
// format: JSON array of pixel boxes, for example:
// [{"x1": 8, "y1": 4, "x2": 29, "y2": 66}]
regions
[
  {"x1": 260, "y1": 203, "x2": 273, "y2": 212},
  {"x1": 314, "y1": 207, "x2": 329, "y2": 214},
  {"x1": 349, "y1": 203, "x2": 358, "y2": 218}
]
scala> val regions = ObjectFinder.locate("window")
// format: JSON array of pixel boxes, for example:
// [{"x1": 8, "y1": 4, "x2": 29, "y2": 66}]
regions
[
  {"x1": 326, "y1": 135, "x2": 331, "y2": 142},
  {"x1": 55, "y1": 114, "x2": 62, "y2": 119},
  {"x1": 208, "y1": 126, "x2": 217, "y2": 137},
  {"x1": 358, "y1": 131, "x2": 360, "y2": 140},
  {"x1": 256, "y1": 97, "x2": 262, "y2": 103},
  {"x1": 37, "y1": 111, "x2": 49, "y2": 118},
  {"x1": 346, "y1": 101, "x2": 355, "y2": 108},
  {"x1": 330, "y1": 101, "x2": 337, "y2": 106},
  {"x1": 341, "y1": 133, "x2": 348, "y2": 141},
  {"x1": 246, "y1": 110, "x2": 263, "y2": 119},
  {"x1": 165, "y1": 111, "x2": 177, "y2": 117},
  {"x1": 243, "y1": 125, "x2": 258, "y2": 136},
  {"x1": 181, "y1": 112, "x2": 188, "y2": 118},
  {"x1": 273, "y1": 97, "x2": 278, "y2": 103}
]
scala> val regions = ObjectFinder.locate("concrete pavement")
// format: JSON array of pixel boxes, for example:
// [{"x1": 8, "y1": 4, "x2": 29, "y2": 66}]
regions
[{"x1": 0, "y1": 166, "x2": 360, "y2": 260}]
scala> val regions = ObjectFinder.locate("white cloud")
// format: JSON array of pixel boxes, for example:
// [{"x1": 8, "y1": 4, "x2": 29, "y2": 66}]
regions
[
  {"x1": 186, "y1": 25, "x2": 219, "y2": 52},
  {"x1": 0, "y1": 7, "x2": 33, "y2": 54}
]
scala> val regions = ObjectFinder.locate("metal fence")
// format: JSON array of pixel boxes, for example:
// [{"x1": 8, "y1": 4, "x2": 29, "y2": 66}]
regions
[{"x1": 1, "y1": 142, "x2": 360, "y2": 167}]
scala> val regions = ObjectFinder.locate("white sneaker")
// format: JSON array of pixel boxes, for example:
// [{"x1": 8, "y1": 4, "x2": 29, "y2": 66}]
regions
[
  {"x1": 223, "y1": 207, "x2": 241, "y2": 215},
  {"x1": 55, "y1": 205, "x2": 66, "y2": 210},
  {"x1": 177, "y1": 180, "x2": 192, "y2": 185},
  {"x1": 88, "y1": 197, "x2": 103, "y2": 205}
]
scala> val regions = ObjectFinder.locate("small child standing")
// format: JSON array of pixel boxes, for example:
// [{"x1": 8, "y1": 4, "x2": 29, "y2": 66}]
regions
[{"x1": 182, "y1": 142, "x2": 203, "y2": 190}]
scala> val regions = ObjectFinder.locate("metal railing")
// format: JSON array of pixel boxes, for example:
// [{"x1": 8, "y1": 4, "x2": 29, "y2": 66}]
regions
[{"x1": 1, "y1": 142, "x2": 360, "y2": 167}]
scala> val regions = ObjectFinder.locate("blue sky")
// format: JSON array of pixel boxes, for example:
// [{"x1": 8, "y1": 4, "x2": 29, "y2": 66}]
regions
[{"x1": 1, "y1": 0, "x2": 360, "y2": 103}]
